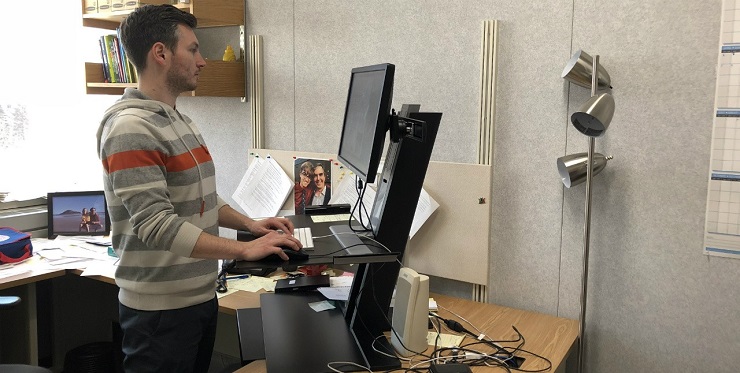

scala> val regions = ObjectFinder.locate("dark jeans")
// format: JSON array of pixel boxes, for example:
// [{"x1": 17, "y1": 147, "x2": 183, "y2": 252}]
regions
[{"x1": 118, "y1": 297, "x2": 218, "y2": 373}]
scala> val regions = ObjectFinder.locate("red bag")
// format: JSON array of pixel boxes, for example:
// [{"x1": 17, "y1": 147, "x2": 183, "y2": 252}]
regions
[{"x1": 0, "y1": 227, "x2": 33, "y2": 264}]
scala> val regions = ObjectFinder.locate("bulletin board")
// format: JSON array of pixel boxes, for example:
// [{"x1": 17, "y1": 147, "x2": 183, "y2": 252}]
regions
[{"x1": 249, "y1": 148, "x2": 491, "y2": 285}]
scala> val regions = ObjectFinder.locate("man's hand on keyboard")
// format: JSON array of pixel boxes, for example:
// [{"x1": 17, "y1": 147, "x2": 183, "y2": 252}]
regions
[
  {"x1": 294, "y1": 227, "x2": 314, "y2": 249},
  {"x1": 246, "y1": 217, "x2": 295, "y2": 237},
  {"x1": 240, "y1": 231, "x2": 302, "y2": 261}
]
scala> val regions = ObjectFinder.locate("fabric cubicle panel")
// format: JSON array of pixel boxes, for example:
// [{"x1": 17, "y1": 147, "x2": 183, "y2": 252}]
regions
[{"x1": 405, "y1": 162, "x2": 490, "y2": 286}]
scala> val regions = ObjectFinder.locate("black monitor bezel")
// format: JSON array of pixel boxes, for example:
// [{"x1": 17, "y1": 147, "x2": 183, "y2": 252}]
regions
[
  {"x1": 47, "y1": 190, "x2": 111, "y2": 238},
  {"x1": 336, "y1": 63, "x2": 395, "y2": 184}
]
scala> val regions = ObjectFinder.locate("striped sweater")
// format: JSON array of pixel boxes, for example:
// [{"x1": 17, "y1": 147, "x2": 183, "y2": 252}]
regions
[{"x1": 96, "y1": 88, "x2": 226, "y2": 311}]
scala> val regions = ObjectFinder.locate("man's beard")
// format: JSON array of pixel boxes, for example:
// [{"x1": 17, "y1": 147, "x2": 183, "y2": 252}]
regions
[{"x1": 167, "y1": 68, "x2": 197, "y2": 93}]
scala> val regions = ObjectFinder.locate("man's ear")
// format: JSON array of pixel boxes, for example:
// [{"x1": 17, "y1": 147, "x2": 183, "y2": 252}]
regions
[{"x1": 151, "y1": 42, "x2": 168, "y2": 66}]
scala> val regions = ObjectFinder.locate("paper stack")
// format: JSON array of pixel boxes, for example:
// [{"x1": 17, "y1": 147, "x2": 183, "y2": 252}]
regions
[{"x1": 232, "y1": 156, "x2": 292, "y2": 218}]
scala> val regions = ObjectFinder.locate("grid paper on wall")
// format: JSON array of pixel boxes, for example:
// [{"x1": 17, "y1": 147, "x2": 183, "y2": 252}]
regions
[{"x1": 703, "y1": 0, "x2": 740, "y2": 259}]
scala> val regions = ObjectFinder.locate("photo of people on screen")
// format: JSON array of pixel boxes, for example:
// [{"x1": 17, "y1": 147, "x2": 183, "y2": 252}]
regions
[
  {"x1": 294, "y1": 158, "x2": 332, "y2": 214},
  {"x1": 79, "y1": 208, "x2": 89, "y2": 231},
  {"x1": 88, "y1": 207, "x2": 102, "y2": 231},
  {"x1": 78, "y1": 207, "x2": 104, "y2": 232},
  {"x1": 51, "y1": 194, "x2": 108, "y2": 235}
]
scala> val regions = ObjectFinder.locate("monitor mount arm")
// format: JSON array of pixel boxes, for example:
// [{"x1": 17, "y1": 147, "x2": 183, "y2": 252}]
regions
[{"x1": 389, "y1": 109, "x2": 425, "y2": 143}]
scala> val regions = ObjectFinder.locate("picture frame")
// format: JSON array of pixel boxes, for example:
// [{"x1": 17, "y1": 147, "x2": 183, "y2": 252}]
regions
[
  {"x1": 47, "y1": 190, "x2": 110, "y2": 238},
  {"x1": 293, "y1": 158, "x2": 333, "y2": 214}
]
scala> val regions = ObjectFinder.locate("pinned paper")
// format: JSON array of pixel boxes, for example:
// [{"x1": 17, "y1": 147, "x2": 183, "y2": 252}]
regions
[{"x1": 308, "y1": 300, "x2": 336, "y2": 312}]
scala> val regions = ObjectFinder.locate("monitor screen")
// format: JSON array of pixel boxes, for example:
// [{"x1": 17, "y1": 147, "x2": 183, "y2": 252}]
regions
[
  {"x1": 337, "y1": 63, "x2": 395, "y2": 184},
  {"x1": 47, "y1": 191, "x2": 110, "y2": 237}
]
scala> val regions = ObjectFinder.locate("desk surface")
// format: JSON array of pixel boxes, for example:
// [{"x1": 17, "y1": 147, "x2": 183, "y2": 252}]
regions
[
  {"x1": 0, "y1": 261, "x2": 66, "y2": 291},
  {"x1": 233, "y1": 293, "x2": 579, "y2": 373},
  {"x1": 0, "y1": 259, "x2": 265, "y2": 317},
  {"x1": 1, "y1": 257, "x2": 579, "y2": 373}
]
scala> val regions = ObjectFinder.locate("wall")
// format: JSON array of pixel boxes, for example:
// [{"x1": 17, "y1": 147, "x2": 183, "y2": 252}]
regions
[
  {"x1": 196, "y1": 1, "x2": 736, "y2": 372},
  {"x1": 559, "y1": 2, "x2": 735, "y2": 371}
]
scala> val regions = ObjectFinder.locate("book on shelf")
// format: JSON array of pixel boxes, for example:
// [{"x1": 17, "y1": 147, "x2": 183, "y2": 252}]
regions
[
  {"x1": 102, "y1": 35, "x2": 120, "y2": 83},
  {"x1": 116, "y1": 28, "x2": 136, "y2": 83},
  {"x1": 111, "y1": 36, "x2": 125, "y2": 82},
  {"x1": 97, "y1": 32, "x2": 137, "y2": 84},
  {"x1": 98, "y1": 38, "x2": 111, "y2": 83}
]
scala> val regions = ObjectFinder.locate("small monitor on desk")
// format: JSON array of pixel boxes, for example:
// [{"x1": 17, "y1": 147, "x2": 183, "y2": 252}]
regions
[{"x1": 47, "y1": 191, "x2": 110, "y2": 238}]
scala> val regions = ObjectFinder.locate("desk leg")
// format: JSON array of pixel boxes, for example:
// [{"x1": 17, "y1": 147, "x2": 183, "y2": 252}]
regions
[
  {"x1": 26, "y1": 284, "x2": 38, "y2": 365},
  {"x1": 560, "y1": 337, "x2": 579, "y2": 373},
  {"x1": 0, "y1": 283, "x2": 38, "y2": 365}
]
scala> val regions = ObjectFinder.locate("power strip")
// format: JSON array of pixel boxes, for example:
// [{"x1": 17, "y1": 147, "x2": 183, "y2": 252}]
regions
[{"x1": 429, "y1": 363, "x2": 472, "y2": 373}]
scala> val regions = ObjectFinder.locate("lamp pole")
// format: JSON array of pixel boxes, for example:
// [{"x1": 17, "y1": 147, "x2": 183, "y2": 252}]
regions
[{"x1": 578, "y1": 54, "x2": 599, "y2": 373}]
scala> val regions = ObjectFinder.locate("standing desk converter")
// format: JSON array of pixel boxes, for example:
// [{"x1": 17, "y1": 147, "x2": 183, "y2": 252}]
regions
[{"x1": 232, "y1": 213, "x2": 403, "y2": 372}]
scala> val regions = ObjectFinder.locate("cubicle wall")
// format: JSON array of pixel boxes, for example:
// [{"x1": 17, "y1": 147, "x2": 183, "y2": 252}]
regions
[{"x1": 248, "y1": 148, "x2": 491, "y2": 286}]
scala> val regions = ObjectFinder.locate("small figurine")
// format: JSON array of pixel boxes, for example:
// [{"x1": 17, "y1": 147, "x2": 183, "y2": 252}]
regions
[{"x1": 222, "y1": 45, "x2": 236, "y2": 62}]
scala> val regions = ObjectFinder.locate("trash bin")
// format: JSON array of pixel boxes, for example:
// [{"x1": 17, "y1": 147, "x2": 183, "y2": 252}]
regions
[{"x1": 63, "y1": 342, "x2": 114, "y2": 373}]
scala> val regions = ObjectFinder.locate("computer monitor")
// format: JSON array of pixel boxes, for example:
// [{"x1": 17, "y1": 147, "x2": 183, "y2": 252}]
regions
[
  {"x1": 336, "y1": 63, "x2": 395, "y2": 184},
  {"x1": 47, "y1": 190, "x2": 110, "y2": 238}
]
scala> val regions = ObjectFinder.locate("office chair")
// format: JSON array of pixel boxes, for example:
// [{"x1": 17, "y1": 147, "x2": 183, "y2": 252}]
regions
[{"x1": 0, "y1": 296, "x2": 53, "y2": 373}]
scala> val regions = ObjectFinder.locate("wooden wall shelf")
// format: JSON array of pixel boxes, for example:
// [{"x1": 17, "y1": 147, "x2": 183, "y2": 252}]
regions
[
  {"x1": 81, "y1": 0, "x2": 246, "y2": 97},
  {"x1": 85, "y1": 61, "x2": 245, "y2": 97}
]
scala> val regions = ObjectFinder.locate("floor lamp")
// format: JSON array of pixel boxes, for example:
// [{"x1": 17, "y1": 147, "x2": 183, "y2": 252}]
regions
[{"x1": 558, "y1": 49, "x2": 615, "y2": 373}]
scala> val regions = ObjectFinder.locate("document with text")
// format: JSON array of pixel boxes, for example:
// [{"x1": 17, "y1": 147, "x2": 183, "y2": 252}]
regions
[{"x1": 232, "y1": 157, "x2": 292, "y2": 218}]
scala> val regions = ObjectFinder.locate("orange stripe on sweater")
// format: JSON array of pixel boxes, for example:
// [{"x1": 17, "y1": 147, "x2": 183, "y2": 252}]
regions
[
  {"x1": 102, "y1": 146, "x2": 212, "y2": 174},
  {"x1": 103, "y1": 149, "x2": 165, "y2": 174},
  {"x1": 165, "y1": 146, "x2": 212, "y2": 172}
]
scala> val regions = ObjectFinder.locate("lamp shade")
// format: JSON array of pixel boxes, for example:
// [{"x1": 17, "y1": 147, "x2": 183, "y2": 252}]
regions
[
  {"x1": 570, "y1": 93, "x2": 615, "y2": 137},
  {"x1": 561, "y1": 49, "x2": 612, "y2": 90},
  {"x1": 557, "y1": 152, "x2": 611, "y2": 188}
]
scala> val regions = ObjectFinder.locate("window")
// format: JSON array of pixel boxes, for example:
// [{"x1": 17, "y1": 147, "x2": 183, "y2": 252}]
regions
[{"x1": 0, "y1": 1, "x2": 117, "y2": 202}]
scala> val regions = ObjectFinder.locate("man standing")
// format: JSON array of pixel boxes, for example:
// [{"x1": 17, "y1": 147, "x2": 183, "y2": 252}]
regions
[
  {"x1": 96, "y1": 5, "x2": 301, "y2": 373},
  {"x1": 311, "y1": 162, "x2": 331, "y2": 205}
]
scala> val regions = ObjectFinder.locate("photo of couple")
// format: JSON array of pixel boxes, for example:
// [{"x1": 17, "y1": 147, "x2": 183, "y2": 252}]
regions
[
  {"x1": 79, "y1": 207, "x2": 103, "y2": 232},
  {"x1": 294, "y1": 158, "x2": 332, "y2": 214}
]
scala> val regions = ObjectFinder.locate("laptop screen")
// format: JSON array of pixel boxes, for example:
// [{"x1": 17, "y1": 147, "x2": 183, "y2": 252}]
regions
[{"x1": 47, "y1": 191, "x2": 110, "y2": 238}]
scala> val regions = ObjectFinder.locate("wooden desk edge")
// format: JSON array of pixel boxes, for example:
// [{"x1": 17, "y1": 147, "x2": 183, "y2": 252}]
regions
[
  {"x1": 67, "y1": 269, "x2": 118, "y2": 286},
  {"x1": 2, "y1": 265, "x2": 264, "y2": 318},
  {"x1": 0, "y1": 268, "x2": 67, "y2": 290},
  {"x1": 234, "y1": 293, "x2": 579, "y2": 373},
  {"x1": 70, "y1": 272, "x2": 264, "y2": 315},
  {"x1": 218, "y1": 290, "x2": 263, "y2": 315}
]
